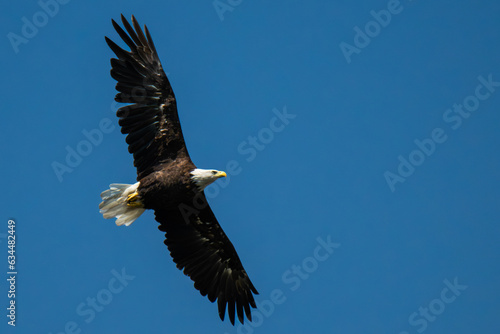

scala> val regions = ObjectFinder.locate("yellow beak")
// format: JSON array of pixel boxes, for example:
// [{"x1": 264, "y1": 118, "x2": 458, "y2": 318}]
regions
[{"x1": 217, "y1": 171, "x2": 227, "y2": 178}]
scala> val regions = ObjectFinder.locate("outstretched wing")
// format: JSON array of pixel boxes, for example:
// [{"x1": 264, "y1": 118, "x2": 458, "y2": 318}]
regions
[
  {"x1": 155, "y1": 195, "x2": 258, "y2": 325},
  {"x1": 105, "y1": 15, "x2": 190, "y2": 180}
]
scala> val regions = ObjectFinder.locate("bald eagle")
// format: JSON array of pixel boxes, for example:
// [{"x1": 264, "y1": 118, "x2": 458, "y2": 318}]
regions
[{"x1": 99, "y1": 15, "x2": 258, "y2": 325}]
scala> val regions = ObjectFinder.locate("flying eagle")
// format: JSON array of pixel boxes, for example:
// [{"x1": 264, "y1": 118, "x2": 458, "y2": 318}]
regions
[{"x1": 99, "y1": 15, "x2": 258, "y2": 325}]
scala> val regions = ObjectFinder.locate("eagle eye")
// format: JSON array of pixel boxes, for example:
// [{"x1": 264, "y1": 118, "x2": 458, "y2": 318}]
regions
[{"x1": 212, "y1": 171, "x2": 217, "y2": 175}]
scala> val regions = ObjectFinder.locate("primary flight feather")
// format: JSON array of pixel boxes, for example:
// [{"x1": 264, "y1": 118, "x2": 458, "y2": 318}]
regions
[{"x1": 99, "y1": 14, "x2": 258, "y2": 325}]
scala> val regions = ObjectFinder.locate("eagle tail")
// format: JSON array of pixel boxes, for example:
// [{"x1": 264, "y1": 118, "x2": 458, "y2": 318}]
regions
[{"x1": 99, "y1": 182, "x2": 145, "y2": 226}]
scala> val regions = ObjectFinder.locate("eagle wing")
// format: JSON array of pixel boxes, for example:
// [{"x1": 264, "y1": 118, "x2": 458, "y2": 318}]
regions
[
  {"x1": 155, "y1": 194, "x2": 258, "y2": 325},
  {"x1": 105, "y1": 15, "x2": 189, "y2": 181}
]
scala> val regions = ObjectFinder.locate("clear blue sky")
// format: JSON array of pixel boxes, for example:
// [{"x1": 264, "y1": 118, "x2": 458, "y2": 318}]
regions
[{"x1": 2, "y1": 1, "x2": 500, "y2": 333}]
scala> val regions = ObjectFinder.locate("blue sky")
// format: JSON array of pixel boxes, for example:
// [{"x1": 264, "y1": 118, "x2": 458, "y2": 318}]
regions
[{"x1": 1, "y1": 0, "x2": 500, "y2": 333}]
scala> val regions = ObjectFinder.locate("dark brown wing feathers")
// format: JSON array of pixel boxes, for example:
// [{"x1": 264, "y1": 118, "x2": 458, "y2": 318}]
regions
[
  {"x1": 105, "y1": 14, "x2": 189, "y2": 181},
  {"x1": 155, "y1": 196, "x2": 258, "y2": 325}
]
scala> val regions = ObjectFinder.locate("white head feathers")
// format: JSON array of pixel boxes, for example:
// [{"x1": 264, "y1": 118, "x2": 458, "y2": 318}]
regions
[{"x1": 190, "y1": 168, "x2": 227, "y2": 191}]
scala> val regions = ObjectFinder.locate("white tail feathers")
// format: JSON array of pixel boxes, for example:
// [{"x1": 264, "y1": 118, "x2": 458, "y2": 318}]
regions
[{"x1": 99, "y1": 183, "x2": 145, "y2": 226}]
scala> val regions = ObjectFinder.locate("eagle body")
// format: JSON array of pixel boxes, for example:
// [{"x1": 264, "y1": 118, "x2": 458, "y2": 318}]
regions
[
  {"x1": 99, "y1": 15, "x2": 258, "y2": 325},
  {"x1": 137, "y1": 159, "x2": 197, "y2": 210}
]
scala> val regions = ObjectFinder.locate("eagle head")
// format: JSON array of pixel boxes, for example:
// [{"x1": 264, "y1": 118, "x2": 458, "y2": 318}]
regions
[{"x1": 190, "y1": 168, "x2": 227, "y2": 191}]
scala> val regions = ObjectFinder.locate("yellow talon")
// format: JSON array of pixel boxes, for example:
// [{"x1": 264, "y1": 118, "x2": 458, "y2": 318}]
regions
[{"x1": 126, "y1": 192, "x2": 143, "y2": 207}]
